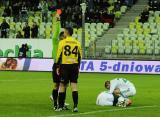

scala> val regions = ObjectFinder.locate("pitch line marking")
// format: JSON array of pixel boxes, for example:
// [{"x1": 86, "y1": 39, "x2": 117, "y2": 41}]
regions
[
  {"x1": 0, "y1": 79, "x2": 49, "y2": 82},
  {"x1": 48, "y1": 105, "x2": 158, "y2": 117}
]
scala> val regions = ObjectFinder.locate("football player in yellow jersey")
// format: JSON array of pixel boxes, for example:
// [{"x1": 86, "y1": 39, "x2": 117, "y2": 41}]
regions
[
  {"x1": 50, "y1": 13, "x2": 63, "y2": 110},
  {"x1": 56, "y1": 27, "x2": 82, "y2": 112}
]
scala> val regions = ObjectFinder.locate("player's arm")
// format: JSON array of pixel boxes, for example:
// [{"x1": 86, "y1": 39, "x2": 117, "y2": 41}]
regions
[
  {"x1": 52, "y1": 14, "x2": 61, "y2": 59},
  {"x1": 55, "y1": 41, "x2": 63, "y2": 75},
  {"x1": 78, "y1": 42, "x2": 82, "y2": 67},
  {"x1": 56, "y1": 41, "x2": 63, "y2": 64},
  {"x1": 109, "y1": 80, "x2": 117, "y2": 93},
  {"x1": 113, "y1": 88, "x2": 121, "y2": 96}
]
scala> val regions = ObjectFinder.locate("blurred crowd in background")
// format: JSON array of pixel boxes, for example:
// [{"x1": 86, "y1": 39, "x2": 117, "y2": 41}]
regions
[
  {"x1": 0, "y1": 0, "x2": 138, "y2": 25},
  {"x1": 1, "y1": 0, "x2": 160, "y2": 39}
]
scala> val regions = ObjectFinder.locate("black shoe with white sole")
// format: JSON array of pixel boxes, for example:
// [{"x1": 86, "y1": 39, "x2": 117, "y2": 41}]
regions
[{"x1": 73, "y1": 107, "x2": 78, "y2": 112}]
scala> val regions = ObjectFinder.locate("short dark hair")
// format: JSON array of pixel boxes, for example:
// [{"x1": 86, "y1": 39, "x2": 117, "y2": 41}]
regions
[
  {"x1": 104, "y1": 80, "x2": 110, "y2": 88},
  {"x1": 22, "y1": 44, "x2": 25, "y2": 48},
  {"x1": 65, "y1": 26, "x2": 73, "y2": 36},
  {"x1": 59, "y1": 31, "x2": 64, "y2": 38}
]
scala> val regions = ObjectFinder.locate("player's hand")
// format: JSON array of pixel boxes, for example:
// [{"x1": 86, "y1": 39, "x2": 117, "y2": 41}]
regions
[
  {"x1": 56, "y1": 67, "x2": 60, "y2": 75},
  {"x1": 113, "y1": 88, "x2": 121, "y2": 96},
  {"x1": 55, "y1": 13, "x2": 60, "y2": 21}
]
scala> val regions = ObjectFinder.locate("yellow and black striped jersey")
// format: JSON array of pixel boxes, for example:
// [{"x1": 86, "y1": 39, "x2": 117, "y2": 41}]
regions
[{"x1": 56, "y1": 36, "x2": 82, "y2": 64}]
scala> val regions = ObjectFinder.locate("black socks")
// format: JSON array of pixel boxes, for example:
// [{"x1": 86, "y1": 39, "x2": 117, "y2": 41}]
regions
[
  {"x1": 112, "y1": 93, "x2": 119, "y2": 106},
  {"x1": 72, "y1": 91, "x2": 78, "y2": 108},
  {"x1": 58, "y1": 92, "x2": 65, "y2": 108},
  {"x1": 52, "y1": 89, "x2": 58, "y2": 107}
]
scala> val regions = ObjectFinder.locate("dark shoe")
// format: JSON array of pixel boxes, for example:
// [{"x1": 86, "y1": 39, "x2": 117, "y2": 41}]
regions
[
  {"x1": 55, "y1": 107, "x2": 63, "y2": 112},
  {"x1": 63, "y1": 105, "x2": 70, "y2": 110},
  {"x1": 54, "y1": 106, "x2": 58, "y2": 110},
  {"x1": 73, "y1": 107, "x2": 78, "y2": 112}
]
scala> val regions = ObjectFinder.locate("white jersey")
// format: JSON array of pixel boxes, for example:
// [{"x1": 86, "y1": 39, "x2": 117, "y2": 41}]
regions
[
  {"x1": 96, "y1": 91, "x2": 127, "y2": 106},
  {"x1": 109, "y1": 78, "x2": 136, "y2": 97},
  {"x1": 96, "y1": 91, "x2": 114, "y2": 106}
]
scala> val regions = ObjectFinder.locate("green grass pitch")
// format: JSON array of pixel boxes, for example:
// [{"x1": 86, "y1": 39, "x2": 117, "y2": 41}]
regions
[{"x1": 0, "y1": 71, "x2": 160, "y2": 117}]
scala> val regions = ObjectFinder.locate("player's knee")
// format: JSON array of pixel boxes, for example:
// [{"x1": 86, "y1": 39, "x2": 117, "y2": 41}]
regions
[
  {"x1": 59, "y1": 83, "x2": 66, "y2": 92},
  {"x1": 54, "y1": 83, "x2": 59, "y2": 89},
  {"x1": 71, "y1": 82, "x2": 78, "y2": 91}
]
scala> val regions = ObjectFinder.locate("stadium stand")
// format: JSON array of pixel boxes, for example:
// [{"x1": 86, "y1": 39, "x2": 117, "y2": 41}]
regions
[
  {"x1": 0, "y1": 0, "x2": 130, "y2": 56},
  {"x1": 0, "y1": 0, "x2": 127, "y2": 39},
  {"x1": 100, "y1": 0, "x2": 160, "y2": 59},
  {"x1": 1, "y1": 0, "x2": 148, "y2": 59}
]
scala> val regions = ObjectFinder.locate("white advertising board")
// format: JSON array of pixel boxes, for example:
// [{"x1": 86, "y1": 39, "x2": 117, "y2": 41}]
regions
[
  {"x1": 0, "y1": 39, "x2": 52, "y2": 58},
  {"x1": 1, "y1": 58, "x2": 160, "y2": 74}
]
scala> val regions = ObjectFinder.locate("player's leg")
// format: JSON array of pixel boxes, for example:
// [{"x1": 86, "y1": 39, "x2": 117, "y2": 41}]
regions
[
  {"x1": 52, "y1": 83, "x2": 59, "y2": 109},
  {"x1": 51, "y1": 63, "x2": 69, "y2": 110},
  {"x1": 51, "y1": 63, "x2": 59, "y2": 109},
  {"x1": 51, "y1": 84, "x2": 69, "y2": 110},
  {"x1": 112, "y1": 92, "x2": 120, "y2": 106},
  {"x1": 70, "y1": 82, "x2": 78, "y2": 112},
  {"x1": 58, "y1": 82, "x2": 67, "y2": 110},
  {"x1": 57, "y1": 65, "x2": 69, "y2": 111},
  {"x1": 63, "y1": 85, "x2": 70, "y2": 110},
  {"x1": 70, "y1": 65, "x2": 79, "y2": 112}
]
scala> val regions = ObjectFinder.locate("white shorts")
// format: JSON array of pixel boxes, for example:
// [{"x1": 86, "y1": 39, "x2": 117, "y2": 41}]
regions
[
  {"x1": 121, "y1": 83, "x2": 136, "y2": 97},
  {"x1": 96, "y1": 91, "x2": 114, "y2": 106}
]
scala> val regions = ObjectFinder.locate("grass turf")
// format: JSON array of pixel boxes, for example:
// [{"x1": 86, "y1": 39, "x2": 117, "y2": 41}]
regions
[{"x1": 0, "y1": 71, "x2": 160, "y2": 117}]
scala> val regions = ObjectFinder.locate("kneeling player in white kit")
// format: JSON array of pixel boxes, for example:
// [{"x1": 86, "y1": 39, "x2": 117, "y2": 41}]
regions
[
  {"x1": 105, "y1": 78, "x2": 136, "y2": 98},
  {"x1": 96, "y1": 89, "x2": 132, "y2": 107}
]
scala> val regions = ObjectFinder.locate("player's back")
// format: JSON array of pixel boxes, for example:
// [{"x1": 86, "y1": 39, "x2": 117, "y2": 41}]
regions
[
  {"x1": 57, "y1": 36, "x2": 82, "y2": 64},
  {"x1": 113, "y1": 78, "x2": 133, "y2": 89}
]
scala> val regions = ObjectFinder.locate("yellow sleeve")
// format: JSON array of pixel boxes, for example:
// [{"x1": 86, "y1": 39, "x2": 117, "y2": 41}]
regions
[
  {"x1": 56, "y1": 40, "x2": 63, "y2": 64},
  {"x1": 79, "y1": 42, "x2": 82, "y2": 59},
  {"x1": 77, "y1": 41, "x2": 82, "y2": 66}
]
